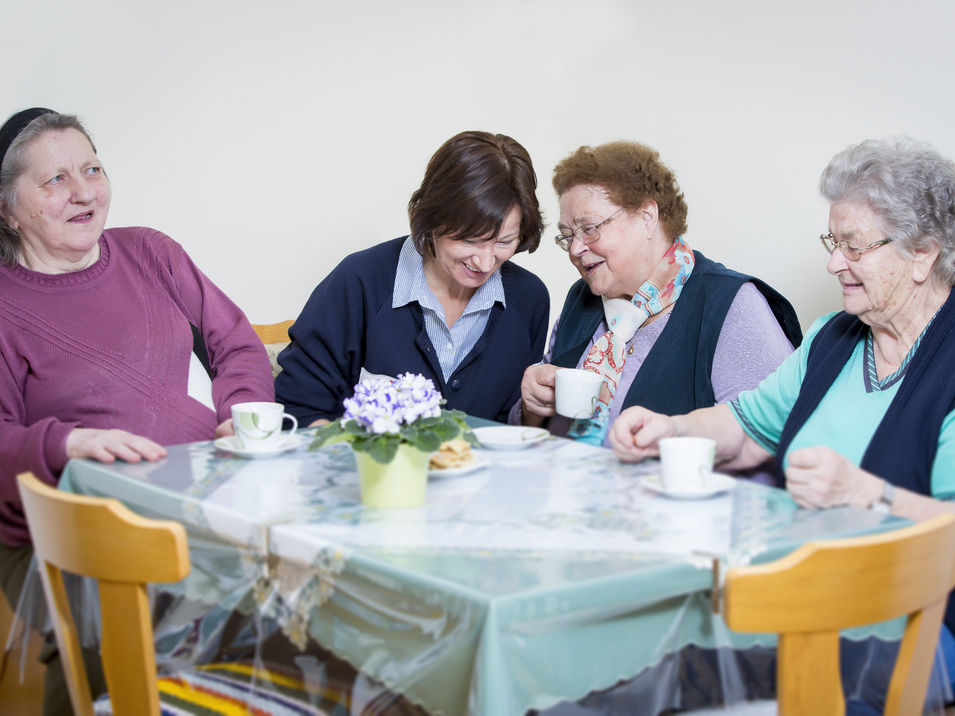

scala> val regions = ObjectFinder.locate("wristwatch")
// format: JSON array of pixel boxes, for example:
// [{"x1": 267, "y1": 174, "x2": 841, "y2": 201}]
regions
[{"x1": 870, "y1": 480, "x2": 896, "y2": 514}]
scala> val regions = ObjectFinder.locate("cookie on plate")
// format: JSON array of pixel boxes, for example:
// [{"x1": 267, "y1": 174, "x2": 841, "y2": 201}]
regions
[{"x1": 429, "y1": 439, "x2": 474, "y2": 470}]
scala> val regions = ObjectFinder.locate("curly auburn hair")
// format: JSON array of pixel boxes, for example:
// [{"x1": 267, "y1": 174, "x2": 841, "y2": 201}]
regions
[{"x1": 552, "y1": 141, "x2": 688, "y2": 240}]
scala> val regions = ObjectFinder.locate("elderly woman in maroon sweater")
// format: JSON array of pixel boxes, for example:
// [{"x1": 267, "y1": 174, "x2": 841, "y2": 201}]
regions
[{"x1": 0, "y1": 108, "x2": 273, "y2": 714}]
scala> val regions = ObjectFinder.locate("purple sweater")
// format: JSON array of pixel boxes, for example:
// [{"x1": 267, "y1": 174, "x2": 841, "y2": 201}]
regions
[{"x1": 0, "y1": 227, "x2": 274, "y2": 547}]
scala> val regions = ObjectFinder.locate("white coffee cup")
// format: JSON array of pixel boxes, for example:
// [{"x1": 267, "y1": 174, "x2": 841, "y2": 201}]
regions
[
  {"x1": 658, "y1": 437, "x2": 716, "y2": 492},
  {"x1": 555, "y1": 368, "x2": 604, "y2": 419},
  {"x1": 231, "y1": 402, "x2": 298, "y2": 451}
]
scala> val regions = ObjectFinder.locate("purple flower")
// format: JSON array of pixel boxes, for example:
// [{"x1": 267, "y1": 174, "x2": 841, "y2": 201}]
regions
[{"x1": 341, "y1": 373, "x2": 443, "y2": 435}]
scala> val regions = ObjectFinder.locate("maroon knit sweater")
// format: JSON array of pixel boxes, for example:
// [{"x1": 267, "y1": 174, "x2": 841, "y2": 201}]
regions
[{"x1": 0, "y1": 227, "x2": 274, "y2": 546}]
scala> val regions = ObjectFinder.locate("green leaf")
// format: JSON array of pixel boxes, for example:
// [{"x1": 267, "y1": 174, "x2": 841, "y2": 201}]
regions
[
  {"x1": 412, "y1": 431, "x2": 442, "y2": 453},
  {"x1": 454, "y1": 421, "x2": 477, "y2": 445},
  {"x1": 343, "y1": 420, "x2": 367, "y2": 436},
  {"x1": 356, "y1": 434, "x2": 400, "y2": 464},
  {"x1": 308, "y1": 421, "x2": 350, "y2": 451},
  {"x1": 350, "y1": 433, "x2": 376, "y2": 451},
  {"x1": 309, "y1": 407, "x2": 479, "y2": 456},
  {"x1": 432, "y1": 422, "x2": 461, "y2": 443}
]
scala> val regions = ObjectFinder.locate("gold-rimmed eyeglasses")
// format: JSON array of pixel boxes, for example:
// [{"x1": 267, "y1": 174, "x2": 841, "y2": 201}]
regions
[
  {"x1": 555, "y1": 208, "x2": 625, "y2": 252},
  {"x1": 820, "y1": 233, "x2": 893, "y2": 261}
]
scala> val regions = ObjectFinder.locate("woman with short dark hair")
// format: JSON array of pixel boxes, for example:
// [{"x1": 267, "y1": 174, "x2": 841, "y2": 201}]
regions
[{"x1": 275, "y1": 131, "x2": 549, "y2": 424}]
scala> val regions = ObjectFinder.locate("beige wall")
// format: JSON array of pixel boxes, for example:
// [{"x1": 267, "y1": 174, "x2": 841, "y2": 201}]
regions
[{"x1": 5, "y1": 0, "x2": 954, "y2": 331}]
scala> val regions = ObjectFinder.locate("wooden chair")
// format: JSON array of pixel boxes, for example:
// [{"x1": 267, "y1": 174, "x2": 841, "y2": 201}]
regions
[
  {"x1": 251, "y1": 320, "x2": 294, "y2": 345},
  {"x1": 251, "y1": 321, "x2": 294, "y2": 378},
  {"x1": 0, "y1": 593, "x2": 45, "y2": 715},
  {"x1": 18, "y1": 473, "x2": 330, "y2": 716},
  {"x1": 18, "y1": 471, "x2": 189, "y2": 716},
  {"x1": 723, "y1": 513, "x2": 955, "y2": 716}
]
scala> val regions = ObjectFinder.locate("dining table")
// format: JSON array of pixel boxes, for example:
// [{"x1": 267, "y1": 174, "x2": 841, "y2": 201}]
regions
[{"x1": 54, "y1": 424, "x2": 909, "y2": 716}]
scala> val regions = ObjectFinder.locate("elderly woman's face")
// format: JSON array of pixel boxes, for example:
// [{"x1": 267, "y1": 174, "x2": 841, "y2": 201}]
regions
[
  {"x1": 826, "y1": 201, "x2": 917, "y2": 326},
  {"x1": 559, "y1": 184, "x2": 656, "y2": 300},
  {"x1": 5, "y1": 128, "x2": 110, "y2": 267}
]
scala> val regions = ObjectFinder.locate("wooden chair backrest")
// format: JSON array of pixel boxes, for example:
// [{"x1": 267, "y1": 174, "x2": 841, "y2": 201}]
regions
[
  {"x1": 724, "y1": 513, "x2": 955, "y2": 716},
  {"x1": 17, "y1": 472, "x2": 190, "y2": 716},
  {"x1": 251, "y1": 320, "x2": 294, "y2": 345}
]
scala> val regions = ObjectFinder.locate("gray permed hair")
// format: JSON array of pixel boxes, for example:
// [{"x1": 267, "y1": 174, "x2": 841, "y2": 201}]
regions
[{"x1": 820, "y1": 136, "x2": 955, "y2": 286}]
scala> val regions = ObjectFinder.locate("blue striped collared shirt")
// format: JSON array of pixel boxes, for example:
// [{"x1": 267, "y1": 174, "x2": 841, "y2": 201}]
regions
[{"x1": 392, "y1": 237, "x2": 505, "y2": 381}]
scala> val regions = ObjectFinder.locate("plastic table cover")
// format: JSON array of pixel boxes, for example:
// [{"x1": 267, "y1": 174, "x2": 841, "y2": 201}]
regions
[{"x1": 51, "y1": 430, "x2": 919, "y2": 715}]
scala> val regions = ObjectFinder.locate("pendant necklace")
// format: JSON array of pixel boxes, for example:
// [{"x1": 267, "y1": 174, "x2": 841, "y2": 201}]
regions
[{"x1": 628, "y1": 314, "x2": 656, "y2": 356}]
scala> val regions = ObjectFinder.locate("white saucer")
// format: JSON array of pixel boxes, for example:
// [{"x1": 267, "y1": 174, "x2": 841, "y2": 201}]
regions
[
  {"x1": 428, "y1": 452, "x2": 489, "y2": 478},
  {"x1": 214, "y1": 433, "x2": 305, "y2": 458},
  {"x1": 642, "y1": 472, "x2": 736, "y2": 500},
  {"x1": 472, "y1": 426, "x2": 549, "y2": 450}
]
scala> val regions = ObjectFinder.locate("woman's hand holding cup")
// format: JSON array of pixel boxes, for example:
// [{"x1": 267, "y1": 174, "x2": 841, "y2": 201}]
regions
[
  {"x1": 554, "y1": 368, "x2": 603, "y2": 419},
  {"x1": 521, "y1": 364, "x2": 560, "y2": 424}
]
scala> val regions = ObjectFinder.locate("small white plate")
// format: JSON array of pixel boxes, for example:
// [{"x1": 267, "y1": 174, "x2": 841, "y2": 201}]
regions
[
  {"x1": 642, "y1": 472, "x2": 736, "y2": 500},
  {"x1": 428, "y1": 452, "x2": 489, "y2": 478},
  {"x1": 214, "y1": 433, "x2": 305, "y2": 458},
  {"x1": 472, "y1": 426, "x2": 549, "y2": 450}
]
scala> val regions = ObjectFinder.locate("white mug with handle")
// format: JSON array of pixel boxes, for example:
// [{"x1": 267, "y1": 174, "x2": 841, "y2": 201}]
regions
[
  {"x1": 658, "y1": 437, "x2": 716, "y2": 492},
  {"x1": 555, "y1": 369, "x2": 604, "y2": 419},
  {"x1": 231, "y1": 402, "x2": 298, "y2": 452}
]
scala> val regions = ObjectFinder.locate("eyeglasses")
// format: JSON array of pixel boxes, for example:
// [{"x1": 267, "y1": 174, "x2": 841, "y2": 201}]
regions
[
  {"x1": 820, "y1": 233, "x2": 893, "y2": 261},
  {"x1": 554, "y1": 208, "x2": 625, "y2": 251}
]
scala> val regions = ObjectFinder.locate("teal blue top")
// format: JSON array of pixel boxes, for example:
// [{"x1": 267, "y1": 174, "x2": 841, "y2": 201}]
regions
[{"x1": 730, "y1": 312, "x2": 955, "y2": 499}]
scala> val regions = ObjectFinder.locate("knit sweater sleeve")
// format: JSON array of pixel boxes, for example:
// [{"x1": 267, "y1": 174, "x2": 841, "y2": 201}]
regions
[
  {"x1": 0, "y1": 356, "x2": 77, "y2": 495},
  {"x1": 0, "y1": 392, "x2": 76, "y2": 544},
  {"x1": 149, "y1": 230, "x2": 274, "y2": 421},
  {"x1": 0, "y1": 293, "x2": 81, "y2": 518}
]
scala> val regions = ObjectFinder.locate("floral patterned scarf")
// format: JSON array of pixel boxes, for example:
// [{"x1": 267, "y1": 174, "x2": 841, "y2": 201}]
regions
[{"x1": 568, "y1": 237, "x2": 695, "y2": 445}]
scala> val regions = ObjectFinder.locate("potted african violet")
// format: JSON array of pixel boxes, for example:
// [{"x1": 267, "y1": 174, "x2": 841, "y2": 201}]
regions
[{"x1": 309, "y1": 373, "x2": 472, "y2": 508}]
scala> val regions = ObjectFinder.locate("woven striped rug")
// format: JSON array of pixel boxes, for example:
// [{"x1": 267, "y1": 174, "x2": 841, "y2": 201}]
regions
[{"x1": 93, "y1": 662, "x2": 343, "y2": 715}]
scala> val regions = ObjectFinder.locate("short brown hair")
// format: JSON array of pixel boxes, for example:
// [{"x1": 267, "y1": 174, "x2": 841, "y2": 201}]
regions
[
  {"x1": 408, "y1": 131, "x2": 544, "y2": 258},
  {"x1": 552, "y1": 141, "x2": 688, "y2": 240}
]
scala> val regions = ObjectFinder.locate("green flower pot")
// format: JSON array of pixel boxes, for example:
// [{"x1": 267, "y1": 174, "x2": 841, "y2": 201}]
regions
[{"x1": 354, "y1": 443, "x2": 429, "y2": 508}]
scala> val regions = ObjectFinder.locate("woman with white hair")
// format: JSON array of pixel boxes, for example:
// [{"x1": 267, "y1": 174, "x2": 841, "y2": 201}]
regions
[{"x1": 611, "y1": 136, "x2": 955, "y2": 709}]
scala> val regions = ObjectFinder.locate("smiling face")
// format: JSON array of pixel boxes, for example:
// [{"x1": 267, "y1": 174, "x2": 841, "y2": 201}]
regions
[
  {"x1": 427, "y1": 205, "x2": 522, "y2": 294},
  {"x1": 4, "y1": 128, "x2": 110, "y2": 271},
  {"x1": 826, "y1": 201, "x2": 922, "y2": 327},
  {"x1": 558, "y1": 184, "x2": 659, "y2": 300}
]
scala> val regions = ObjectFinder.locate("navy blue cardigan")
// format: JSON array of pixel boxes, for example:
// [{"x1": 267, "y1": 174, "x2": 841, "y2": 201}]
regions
[
  {"x1": 550, "y1": 252, "x2": 802, "y2": 416},
  {"x1": 275, "y1": 238, "x2": 550, "y2": 424},
  {"x1": 776, "y1": 293, "x2": 955, "y2": 633}
]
